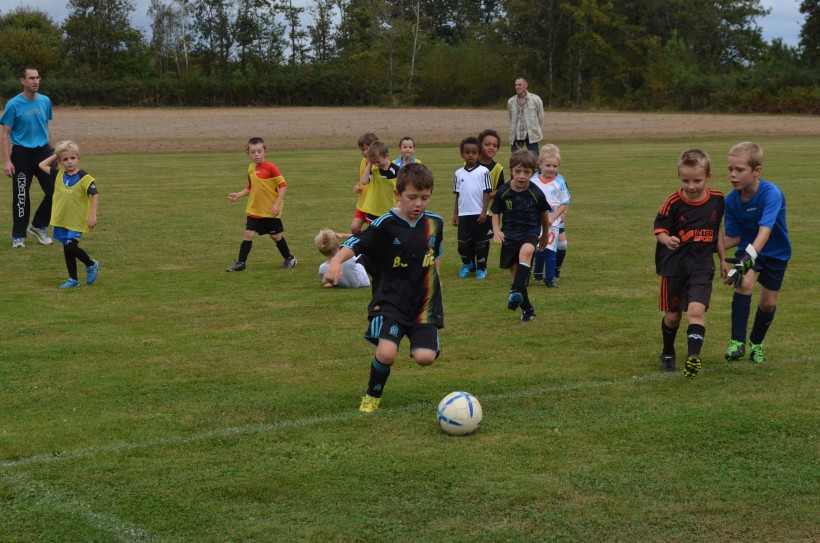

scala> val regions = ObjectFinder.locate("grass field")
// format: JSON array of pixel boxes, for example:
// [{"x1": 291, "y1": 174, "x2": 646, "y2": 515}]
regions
[{"x1": 1, "y1": 134, "x2": 818, "y2": 542}]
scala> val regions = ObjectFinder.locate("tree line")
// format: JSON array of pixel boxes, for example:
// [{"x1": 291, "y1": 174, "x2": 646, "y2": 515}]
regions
[{"x1": 1, "y1": 0, "x2": 818, "y2": 112}]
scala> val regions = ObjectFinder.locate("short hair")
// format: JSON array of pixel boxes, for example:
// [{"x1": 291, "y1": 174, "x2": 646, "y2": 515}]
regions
[
  {"x1": 247, "y1": 137, "x2": 266, "y2": 150},
  {"x1": 515, "y1": 75, "x2": 528, "y2": 84},
  {"x1": 678, "y1": 148, "x2": 711, "y2": 175},
  {"x1": 358, "y1": 132, "x2": 378, "y2": 148},
  {"x1": 509, "y1": 149, "x2": 537, "y2": 172},
  {"x1": 366, "y1": 140, "x2": 389, "y2": 161},
  {"x1": 477, "y1": 129, "x2": 501, "y2": 147},
  {"x1": 399, "y1": 136, "x2": 415, "y2": 147},
  {"x1": 460, "y1": 136, "x2": 479, "y2": 154},
  {"x1": 54, "y1": 140, "x2": 80, "y2": 158},
  {"x1": 396, "y1": 163, "x2": 434, "y2": 193},
  {"x1": 19, "y1": 66, "x2": 38, "y2": 79},
  {"x1": 729, "y1": 141, "x2": 763, "y2": 169},
  {"x1": 314, "y1": 229, "x2": 340, "y2": 258},
  {"x1": 538, "y1": 143, "x2": 561, "y2": 165}
]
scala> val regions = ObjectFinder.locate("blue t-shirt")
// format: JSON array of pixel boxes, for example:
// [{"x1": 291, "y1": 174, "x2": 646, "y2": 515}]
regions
[
  {"x1": 724, "y1": 179, "x2": 790, "y2": 261},
  {"x1": 0, "y1": 93, "x2": 52, "y2": 148}
]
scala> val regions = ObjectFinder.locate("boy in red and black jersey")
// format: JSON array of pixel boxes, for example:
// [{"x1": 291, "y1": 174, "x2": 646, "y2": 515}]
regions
[{"x1": 654, "y1": 149, "x2": 725, "y2": 378}]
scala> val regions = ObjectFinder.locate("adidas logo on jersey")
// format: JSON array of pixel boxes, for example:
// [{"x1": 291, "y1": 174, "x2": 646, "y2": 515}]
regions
[{"x1": 393, "y1": 238, "x2": 401, "y2": 245}]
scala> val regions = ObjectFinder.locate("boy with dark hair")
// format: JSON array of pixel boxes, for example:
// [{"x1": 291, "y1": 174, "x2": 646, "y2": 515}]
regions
[
  {"x1": 359, "y1": 140, "x2": 400, "y2": 221},
  {"x1": 453, "y1": 136, "x2": 492, "y2": 279},
  {"x1": 324, "y1": 163, "x2": 444, "y2": 412},
  {"x1": 394, "y1": 136, "x2": 421, "y2": 168},
  {"x1": 351, "y1": 132, "x2": 379, "y2": 234},
  {"x1": 490, "y1": 149, "x2": 553, "y2": 322},
  {"x1": 722, "y1": 142, "x2": 791, "y2": 364},
  {"x1": 225, "y1": 137, "x2": 296, "y2": 271},
  {"x1": 654, "y1": 149, "x2": 725, "y2": 377}
]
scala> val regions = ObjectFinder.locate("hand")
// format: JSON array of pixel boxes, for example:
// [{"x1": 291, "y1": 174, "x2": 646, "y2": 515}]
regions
[
  {"x1": 353, "y1": 183, "x2": 361, "y2": 194},
  {"x1": 493, "y1": 231, "x2": 505, "y2": 244},
  {"x1": 725, "y1": 245, "x2": 757, "y2": 288},
  {"x1": 477, "y1": 212, "x2": 487, "y2": 224},
  {"x1": 272, "y1": 204, "x2": 280, "y2": 216},
  {"x1": 665, "y1": 235, "x2": 680, "y2": 250},
  {"x1": 323, "y1": 263, "x2": 343, "y2": 286},
  {"x1": 452, "y1": 215, "x2": 458, "y2": 227},
  {"x1": 227, "y1": 193, "x2": 239, "y2": 201},
  {"x1": 3, "y1": 160, "x2": 14, "y2": 178}
]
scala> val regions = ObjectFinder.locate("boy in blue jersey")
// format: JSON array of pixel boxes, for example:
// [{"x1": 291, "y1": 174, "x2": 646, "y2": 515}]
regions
[
  {"x1": 490, "y1": 149, "x2": 554, "y2": 322},
  {"x1": 393, "y1": 136, "x2": 421, "y2": 168},
  {"x1": 324, "y1": 163, "x2": 444, "y2": 413},
  {"x1": 721, "y1": 142, "x2": 791, "y2": 364}
]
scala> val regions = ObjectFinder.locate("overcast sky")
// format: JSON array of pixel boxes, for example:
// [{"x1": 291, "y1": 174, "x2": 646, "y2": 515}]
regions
[{"x1": 4, "y1": 0, "x2": 807, "y2": 47}]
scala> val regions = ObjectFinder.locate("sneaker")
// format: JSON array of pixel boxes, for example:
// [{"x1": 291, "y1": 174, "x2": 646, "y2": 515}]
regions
[
  {"x1": 282, "y1": 256, "x2": 297, "y2": 269},
  {"x1": 12, "y1": 237, "x2": 25, "y2": 248},
  {"x1": 520, "y1": 308, "x2": 536, "y2": 322},
  {"x1": 507, "y1": 289, "x2": 523, "y2": 311},
  {"x1": 226, "y1": 261, "x2": 246, "y2": 272},
  {"x1": 475, "y1": 269, "x2": 487, "y2": 280},
  {"x1": 724, "y1": 339, "x2": 745, "y2": 361},
  {"x1": 27, "y1": 225, "x2": 53, "y2": 245},
  {"x1": 459, "y1": 263, "x2": 472, "y2": 278},
  {"x1": 59, "y1": 278, "x2": 81, "y2": 289},
  {"x1": 683, "y1": 356, "x2": 702, "y2": 378},
  {"x1": 748, "y1": 341, "x2": 765, "y2": 364},
  {"x1": 544, "y1": 280, "x2": 559, "y2": 288},
  {"x1": 359, "y1": 394, "x2": 381, "y2": 413},
  {"x1": 533, "y1": 273, "x2": 543, "y2": 281},
  {"x1": 85, "y1": 260, "x2": 99, "y2": 285},
  {"x1": 660, "y1": 354, "x2": 676, "y2": 373}
]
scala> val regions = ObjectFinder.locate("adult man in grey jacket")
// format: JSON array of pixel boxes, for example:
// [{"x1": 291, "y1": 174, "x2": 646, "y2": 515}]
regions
[{"x1": 507, "y1": 76, "x2": 544, "y2": 155}]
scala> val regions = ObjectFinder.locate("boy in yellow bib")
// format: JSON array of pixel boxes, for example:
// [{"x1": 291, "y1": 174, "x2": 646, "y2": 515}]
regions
[
  {"x1": 226, "y1": 137, "x2": 296, "y2": 271},
  {"x1": 37, "y1": 140, "x2": 99, "y2": 289}
]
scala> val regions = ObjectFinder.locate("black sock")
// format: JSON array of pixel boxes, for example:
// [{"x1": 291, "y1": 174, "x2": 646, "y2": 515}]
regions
[
  {"x1": 731, "y1": 293, "x2": 753, "y2": 342},
  {"x1": 367, "y1": 358, "x2": 391, "y2": 398},
  {"x1": 238, "y1": 240, "x2": 252, "y2": 263},
  {"x1": 474, "y1": 241, "x2": 489, "y2": 271},
  {"x1": 512, "y1": 262, "x2": 531, "y2": 291},
  {"x1": 64, "y1": 243, "x2": 78, "y2": 280},
  {"x1": 275, "y1": 238, "x2": 292, "y2": 259},
  {"x1": 687, "y1": 324, "x2": 706, "y2": 358},
  {"x1": 750, "y1": 306, "x2": 776, "y2": 345},
  {"x1": 661, "y1": 318, "x2": 678, "y2": 356}
]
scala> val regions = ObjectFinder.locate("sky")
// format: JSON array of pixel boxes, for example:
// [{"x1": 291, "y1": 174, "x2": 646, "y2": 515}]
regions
[{"x1": 4, "y1": 0, "x2": 808, "y2": 48}]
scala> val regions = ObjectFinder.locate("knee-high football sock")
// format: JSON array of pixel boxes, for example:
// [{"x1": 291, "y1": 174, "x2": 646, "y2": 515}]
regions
[
  {"x1": 367, "y1": 358, "x2": 391, "y2": 398},
  {"x1": 750, "y1": 306, "x2": 776, "y2": 344},
  {"x1": 512, "y1": 262, "x2": 531, "y2": 292},
  {"x1": 457, "y1": 240, "x2": 475, "y2": 268},
  {"x1": 63, "y1": 243, "x2": 78, "y2": 280},
  {"x1": 238, "y1": 240, "x2": 252, "y2": 263},
  {"x1": 474, "y1": 241, "x2": 489, "y2": 271},
  {"x1": 275, "y1": 237, "x2": 292, "y2": 259},
  {"x1": 731, "y1": 293, "x2": 753, "y2": 342},
  {"x1": 555, "y1": 240, "x2": 567, "y2": 277},
  {"x1": 532, "y1": 250, "x2": 546, "y2": 277},
  {"x1": 662, "y1": 318, "x2": 679, "y2": 356},
  {"x1": 544, "y1": 249, "x2": 557, "y2": 281},
  {"x1": 687, "y1": 324, "x2": 706, "y2": 357}
]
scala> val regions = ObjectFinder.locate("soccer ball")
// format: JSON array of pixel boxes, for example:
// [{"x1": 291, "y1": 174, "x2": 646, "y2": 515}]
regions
[{"x1": 437, "y1": 391, "x2": 483, "y2": 436}]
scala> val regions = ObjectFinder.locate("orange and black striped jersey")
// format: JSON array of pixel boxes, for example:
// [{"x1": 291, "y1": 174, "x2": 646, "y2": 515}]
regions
[{"x1": 654, "y1": 188, "x2": 724, "y2": 276}]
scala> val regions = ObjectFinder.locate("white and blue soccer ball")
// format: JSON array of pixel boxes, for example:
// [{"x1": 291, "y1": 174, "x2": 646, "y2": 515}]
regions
[{"x1": 437, "y1": 391, "x2": 483, "y2": 436}]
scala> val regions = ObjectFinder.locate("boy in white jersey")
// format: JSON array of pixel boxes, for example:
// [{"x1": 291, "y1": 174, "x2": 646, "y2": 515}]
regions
[
  {"x1": 37, "y1": 140, "x2": 100, "y2": 289},
  {"x1": 453, "y1": 136, "x2": 492, "y2": 279},
  {"x1": 531, "y1": 144, "x2": 570, "y2": 287},
  {"x1": 315, "y1": 229, "x2": 370, "y2": 289}
]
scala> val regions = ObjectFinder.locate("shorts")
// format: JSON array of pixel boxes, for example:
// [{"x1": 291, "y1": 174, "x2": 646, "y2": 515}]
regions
[
  {"x1": 457, "y1": 214, "x2": 493, "y2": 243},
  {"x1": 499, "y1": 236, "x2": 539, "y2": 269},
  {"x1": 748, "y1": 254, "x2": 789, "y2": 291},
  {"x1": 352, "y1": 208, "x2": 368, "y2": 221},
  {"x1": 365, "y1": 213, "x2": 381, "y2": 224},
  {"x1": 659, "y1": 274, "x2": 713, "y2": 313},
  {"x1": 364, "y1": 316, "x2": 440, "y2": 357},
  {"x1": 245, "y1": 216, "x2": 284, "y2": 235},
  {"x1": 53, "y1": 226, "x2": 83, "y2": 245}
]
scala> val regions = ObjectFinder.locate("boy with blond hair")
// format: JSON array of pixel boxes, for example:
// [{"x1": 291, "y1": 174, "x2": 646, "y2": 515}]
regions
[
  {"x1": 359, "y1": 140, "x2": 400, "y2": 221},
  {"x1": 531, "y1": 143, "x2": 570, "y2": 288},
  {"x1": 315, "y1": 229, "x2": 370, "y2": 289}
]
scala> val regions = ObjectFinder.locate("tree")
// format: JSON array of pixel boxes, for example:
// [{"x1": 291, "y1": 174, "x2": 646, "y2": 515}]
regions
[
  {"x1": 800, "y1": 0, "x2": 820, "y2": 68},
  {"x1": 148, "y1": 0, "x2": 191, "y2": 77},
  {"x1": 192, "y1": 0, "x2": 234, "y2": 76},
  {"x1": 308, "y1": 0, "x2": 337, "y2": 63},
  {"x1": 0, "y1": 8, "x2": 63, "y2": 77},
  {"x1": 277, "y1": 0, "x2": 309, "y2": 66}
]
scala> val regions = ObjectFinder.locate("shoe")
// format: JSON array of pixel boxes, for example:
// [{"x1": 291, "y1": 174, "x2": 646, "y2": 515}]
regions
[
  {"x1": 359, "y1": 394, "x2": 381, "y2": 413},
  {"x1": 85, "y1": 260, "x2": 99, "y2": 284},
  {"x1": 544, "y1": 280, "x2": 558, "y2": 288},
  {"x1": 520, "y1": 308, "x2": 536, "y2": 322},
  {"x1": 27, "y1": 225, "x2": 53, "y2": 245},
  {"x1": 282, "y1": 256, "x2": 297, "y2": 269},
  {"x1": 748, "y1": 341, "x2": 765, "y2": 363},
  {"x1": 459, "y1": 263, "x2": 471, "y2": 278},
  {"x1": 12, "y1": 237, "x2": 25, "y2": 248},
  {"x1": 59, "y1": 278, "x2": 81, "y2": 289},
  {"x1": 475, "y1": 269, "x2": 487, "y2": 280},
  {"x1": 660, "y1": 354, "x2": 676, "y2": 372},
  {"x1": 683, "y1": 356, "x2": 702, "y2": 378},
  {"x1": 724, "y1": 339, "x2": 745, "y2": 361},
  {"x1": 507, "y1": 289, "x2": 523, "y2": 311},
  {"x1": 226, "y1": 261, "x2": 246, "y2": 272},
  {"x1": 533, "y1": 273, "x2": 543, "y2": 281}
]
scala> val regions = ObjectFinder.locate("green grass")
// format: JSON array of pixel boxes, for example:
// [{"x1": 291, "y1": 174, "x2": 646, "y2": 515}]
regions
[{"x1": 1, "y1": 134, "x2": 818, "y2": 542}]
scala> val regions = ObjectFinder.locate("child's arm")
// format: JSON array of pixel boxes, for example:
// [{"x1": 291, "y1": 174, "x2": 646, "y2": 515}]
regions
[
  {"x1": 724, "y1": 227, "x2": 770, "y2": 287},
  {"x1": 88, "y1": 193, "x2": 99, "y2": 229},
  {"x1": 537, "y1": 211, "x2": 550, "y2": 250},
  {"x1": 227, "y1": 188, "x2": 250, "y2": 201},
  {"x1": 38, "y1": 153, "x2": 58, "y2": 175},
  {"x1": 272, "y1": 185, "x2": 287, "y2": 217},
  {"x1": 655, "y1": 231, "x2": 681, "y2": 251},
  {"x1": 716, "y1": 229, "x2": 727, "y2": 279},
  {"x1": 452, "y1": 194, "x2": 459, "y2": 226},
  {"x1": 547, "y1": 203, "x2": 568, "y2": 225},
  {"x1": 323, "y1": 246, "x2": 356, "y2": 286},
  {"x1": 359, "y1": 161, "x2": 373, "y2": 186},
  {"x1": 478, "y1": 192, "x2": 490, "y2": 223},
  {"x1": 492, "y1": 214, "x2": 504, "y2": 244}
]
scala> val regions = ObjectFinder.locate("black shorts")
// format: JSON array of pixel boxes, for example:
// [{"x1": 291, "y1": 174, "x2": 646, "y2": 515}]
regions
[
  {"x1": 457, "y1": 215, "x2": 493, "y2": 243},
  {"x1": 245, "y1": 216, "x2": 284, "y2": 235},
  {"x1": 748, "y1": 254, "x2": 789, "y2": 291},
  {"x1": 364, "y1": 316, "x2": 440, "y2": 357},
  {"x1": 659, "y1": 274, "x2": 714, "y2": 313},
  {"x1": 499, "y1": 236, "x2": 538, "y2": 269}
]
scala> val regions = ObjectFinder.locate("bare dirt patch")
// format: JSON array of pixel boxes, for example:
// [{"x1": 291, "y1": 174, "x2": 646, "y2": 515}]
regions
[{"x1": 52, "y1": 107, "x2": 820, "y2": 154}]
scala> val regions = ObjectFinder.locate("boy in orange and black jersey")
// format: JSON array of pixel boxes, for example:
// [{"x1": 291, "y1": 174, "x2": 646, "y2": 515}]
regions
[{"x1": 654, "y1": 149, "x2": 725, "y2": 377}]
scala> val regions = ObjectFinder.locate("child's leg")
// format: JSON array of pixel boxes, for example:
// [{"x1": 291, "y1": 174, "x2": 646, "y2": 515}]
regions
[
  {"x1": 555, "y1": 234, "x2": 568, "y2": 278},
  {"x1": 749, "y1": 287, "x2": 779, "y2": 345},
  {"x1": 350, "y1": 217, "x2": 364, "y2": 235},
  {"x1": 368, "y1": 339, "x2": 398, "y2": 398},
  {"x1": 271, "y1": 232, "x2": 294, "y2": 260},
  {"x1": 513, "y1": 244, "x2": 535, "y2": 292},
  {"x1": 532, "y1": 249, "x2": 546, "y2": 279},
  {"x1": 457, "y1": 239, "x2": 476, "y2": 270},
  {"x1": 662, "y1": 312, "x2": 681, "y2": 357},
  {"x1": 685, "y1": 302, "x2": 706, "y2": 357},
  {"x1": 237, "y1": 230, "x2": 255, "y2": 262},
  {"x1": 475, "y1": 241, "x2": 489, "y2": 272},
  {"x1": 63, "y1": 242, "x2": 79, "y2": 281},
  {"x1": 729, "y1": 270, "x2": 756, "y2": 344},
  {"x1": 543, "y1": 248, "x2": 557, "y2": 282}
]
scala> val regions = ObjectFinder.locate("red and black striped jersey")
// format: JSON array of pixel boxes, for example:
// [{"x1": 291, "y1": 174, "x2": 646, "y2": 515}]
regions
[{"x1": 654, "y1": 188, "x2": 724, "y2": 276}]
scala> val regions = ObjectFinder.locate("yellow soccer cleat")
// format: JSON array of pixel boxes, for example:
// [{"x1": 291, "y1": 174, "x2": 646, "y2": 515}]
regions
[{"x1": 359, "y1": 394, "x2": 381, "y2": 413}]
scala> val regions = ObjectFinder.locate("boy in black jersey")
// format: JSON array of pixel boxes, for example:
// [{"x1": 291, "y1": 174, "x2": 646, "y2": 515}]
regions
[
  {"x1": 490, "y1": 149, "x2": 553, "y2": 322},
  {"x1": 654, "y1": 149, "x2": 725, "y2": 377},
  {"x1": 324, "y1": 163, "x2": 444, "y2": 413}
]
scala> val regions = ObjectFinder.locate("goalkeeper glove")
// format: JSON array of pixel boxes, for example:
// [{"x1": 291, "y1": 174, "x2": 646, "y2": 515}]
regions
[{"x1": 725, "y1": 245, "x2": 758, "y2": 288}]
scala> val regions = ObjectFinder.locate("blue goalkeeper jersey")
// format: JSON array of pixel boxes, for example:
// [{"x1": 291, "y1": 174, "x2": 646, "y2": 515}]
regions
[{"x1": 724, "y1": 179, "x2": 790, "y2": 261}]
